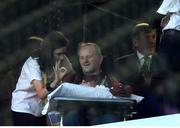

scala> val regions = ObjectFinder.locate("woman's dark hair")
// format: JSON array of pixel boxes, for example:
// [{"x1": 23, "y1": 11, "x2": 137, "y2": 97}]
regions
[{"x1": 37, "y1": 31, "x2": 70, "y2": 71}]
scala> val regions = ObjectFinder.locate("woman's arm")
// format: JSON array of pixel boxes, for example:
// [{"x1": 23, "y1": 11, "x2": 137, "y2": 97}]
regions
[{"x1": 32, "y1": 79, "x2": 48, "y2": 99}]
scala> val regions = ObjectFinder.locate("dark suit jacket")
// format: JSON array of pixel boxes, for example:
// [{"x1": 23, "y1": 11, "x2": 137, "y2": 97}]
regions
[{"x1": 114, "y1": 52, "x2": 165, "y2": 97}]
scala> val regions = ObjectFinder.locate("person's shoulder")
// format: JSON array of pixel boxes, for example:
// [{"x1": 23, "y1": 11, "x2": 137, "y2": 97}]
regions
[{"x1": 25, "y1": 56, "x2": 39, "y2": 66}]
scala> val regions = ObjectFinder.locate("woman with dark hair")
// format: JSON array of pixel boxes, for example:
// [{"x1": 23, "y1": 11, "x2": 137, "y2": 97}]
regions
[
  {"x1": 11, "y1": 31, "x2": 73, "y2": 126},
  {"x1": 37, "y1": 31, "x2": 74, "y2": 89}
]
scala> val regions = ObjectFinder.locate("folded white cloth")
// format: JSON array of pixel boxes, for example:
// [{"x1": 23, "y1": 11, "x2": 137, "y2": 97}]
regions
[
  {"x1": 59, "y1": 83, "x2": 113, "y2": 98},
  {"x1": 42, "y1": 82, "x2": 144, "y2": 115},
  {"x1": 42, "y1": 83, "x2": 113, "y2": 115}
]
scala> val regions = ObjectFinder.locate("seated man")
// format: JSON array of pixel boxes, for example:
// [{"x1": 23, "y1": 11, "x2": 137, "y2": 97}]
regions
[
  {"x1": 63, "y1": 42, "x2": 132, "y2": 126},
  {"x1": 114, "y1": 23, "x2": 165, "y2": 118}
]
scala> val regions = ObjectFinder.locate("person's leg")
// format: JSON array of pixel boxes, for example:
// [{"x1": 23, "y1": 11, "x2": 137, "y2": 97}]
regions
[
  {"x1": 35, "y1": 115, "x2": 47, "y2": 126},
  {"x1": 12, "y1": 111, "x2": 47, "y2": 126},
  {"x1": 158, "y1": 32, "x2": 180, "y2": 73}
]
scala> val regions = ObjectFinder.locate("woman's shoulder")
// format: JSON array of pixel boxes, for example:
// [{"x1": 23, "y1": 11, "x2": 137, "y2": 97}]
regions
[{"x1": 24, "y1": 56, "x2": 39, "y2": 67}]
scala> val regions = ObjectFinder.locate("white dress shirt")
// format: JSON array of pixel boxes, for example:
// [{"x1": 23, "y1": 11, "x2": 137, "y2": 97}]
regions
[
  {"x1": 157, "y1": 0, "x2": 180, "y2": 31},
  {"x1": 136, "y1": 51, "x2": 152, "y2": 70},
  {"x1": 11, "y1": 57, "x2": 44, "y2": 116}
]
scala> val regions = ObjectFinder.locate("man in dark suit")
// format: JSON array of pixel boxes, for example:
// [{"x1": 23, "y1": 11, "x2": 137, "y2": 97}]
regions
[{"x1": 114, "y1": 23, "x2": 165, "y2": 118}]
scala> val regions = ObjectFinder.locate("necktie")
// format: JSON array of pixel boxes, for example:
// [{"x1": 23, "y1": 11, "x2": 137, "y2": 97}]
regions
[
  {"x1": 141, "y1": 56, "x2": 151, "y2": 85},
  {"x1": 141, "y1": 56, "x2": 150, "y2": 76}
]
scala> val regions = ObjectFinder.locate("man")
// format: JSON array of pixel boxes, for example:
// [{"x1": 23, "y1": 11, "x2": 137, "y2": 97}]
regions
[
  {"x1": 157, "y1": 0, "x2": 180, "y2": 73},
  {"x1": 115, "y1": 23, "x2": 164, "y2": 95},
  {"x1": 63, "y1": 42, "x2": 132, "y2": 126},
  {"x1": 114, "y1": 23, "x2": 164, "y2": 118},
  {"x1": 74, "y1": 42, "x2": 131, "y2": 96},
  {"x1": 157, "y1": 0, "x2": 180, "y2": 114}
]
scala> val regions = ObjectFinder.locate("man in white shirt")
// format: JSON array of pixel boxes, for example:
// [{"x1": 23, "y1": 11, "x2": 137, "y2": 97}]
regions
[
  {"x1": 157, "y1": 0, "x2": 180, "y2": 114},
  {"x1": 157, "y1": 0, "x2": 180, "y2": 73}
]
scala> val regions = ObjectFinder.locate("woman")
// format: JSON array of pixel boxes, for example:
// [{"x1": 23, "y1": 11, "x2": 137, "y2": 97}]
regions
[{"x1": 11, "y1": 31, "x2": 72, "y2": 126}]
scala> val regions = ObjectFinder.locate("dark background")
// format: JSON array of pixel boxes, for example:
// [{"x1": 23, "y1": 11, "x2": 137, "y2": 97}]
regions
[{"x1": 0, "y1": 0, "x2": 162, "y2": 125}]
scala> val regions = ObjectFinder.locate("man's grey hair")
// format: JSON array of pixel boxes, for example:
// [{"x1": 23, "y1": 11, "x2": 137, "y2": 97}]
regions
[{"x1": 78, "y1": 42, "x2": 102, "y2": 57}]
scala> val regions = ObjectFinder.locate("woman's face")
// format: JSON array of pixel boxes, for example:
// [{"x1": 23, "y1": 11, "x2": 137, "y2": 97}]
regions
[{"x1": 53, "y1": 47, "x2": 67, "y2": 62}]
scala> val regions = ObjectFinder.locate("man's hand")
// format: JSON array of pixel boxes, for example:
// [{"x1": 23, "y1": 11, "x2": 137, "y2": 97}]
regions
[{"x1": 160, "y1": 12, "x2": 172, "y2": 28}]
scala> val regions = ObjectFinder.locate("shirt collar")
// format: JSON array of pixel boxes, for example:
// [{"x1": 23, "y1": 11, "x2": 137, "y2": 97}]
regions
[
  {"x1": 136, "y1": 51, "x2": 144, "y2": 60},
  {"x1": 136, "y1": 51, "x2": 152, "y2": 60},
  {"x1": 136, "y1": 51, "x2": 152, "y2": 66}
]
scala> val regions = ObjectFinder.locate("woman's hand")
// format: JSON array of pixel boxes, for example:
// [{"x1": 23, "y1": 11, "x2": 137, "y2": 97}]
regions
[
  {"x1": 32, "y1": 80, "x2": 48, "y2": 99},
  {"x1": 50, "y1": 60, "x2": 68, "y2": 88},
  {"x1": 59, "y1": 67, "x2": 68, "y2": 80}
]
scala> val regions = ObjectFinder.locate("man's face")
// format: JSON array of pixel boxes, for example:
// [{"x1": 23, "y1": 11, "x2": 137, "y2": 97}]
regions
[
  {"x1": 134, "y1": 31, "x2": 156, "y2": 55},
  {"x1": 53, "y1": 47, "x2": 67, "y2": 62},
  {"x1": 151, "y1": 29, "x2": 157, "y2": 52},
  {"x1": 79, "y1": 46, "x2": 103, "y2": 75}
]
